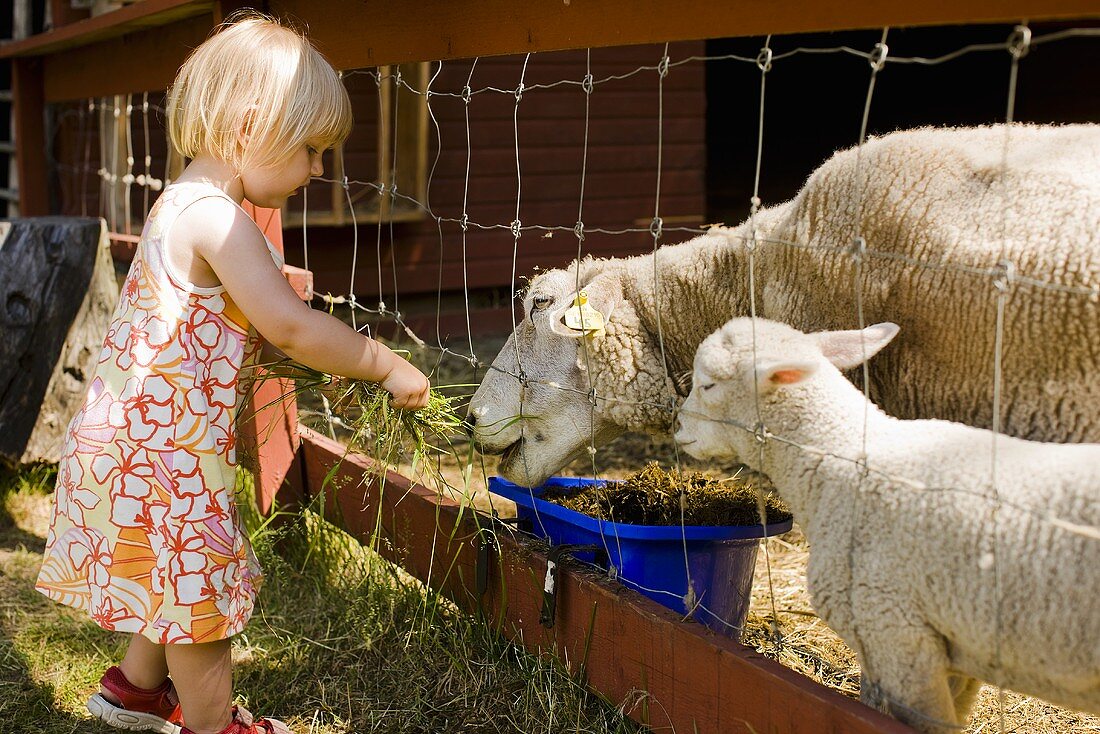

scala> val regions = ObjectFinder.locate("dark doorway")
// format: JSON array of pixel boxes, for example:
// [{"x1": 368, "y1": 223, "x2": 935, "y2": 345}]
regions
[{"x1": 705, "y1": 22, "x2": 1100, "y2": 226}]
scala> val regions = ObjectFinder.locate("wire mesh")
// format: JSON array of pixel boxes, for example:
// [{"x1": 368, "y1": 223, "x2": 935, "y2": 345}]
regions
[{"x1": 44, "y1": 21, "x2": 1100, "y2": 734}]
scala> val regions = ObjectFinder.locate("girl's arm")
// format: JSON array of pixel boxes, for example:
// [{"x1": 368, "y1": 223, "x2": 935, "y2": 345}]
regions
[
  {"x1": 181, "y1": 198, "x2": 430, "y2": 409},
  {"x1": 258, "y1": 339, "x2": 287, "y2": 365}
]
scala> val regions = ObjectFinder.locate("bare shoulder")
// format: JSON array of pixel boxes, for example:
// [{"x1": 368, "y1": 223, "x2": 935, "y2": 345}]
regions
[
  {"x1": 178, "y1": 196, "x2": 307, "y2": 339},
  {"x1": 174, "y1": 195, "x2": 267, "y2": 259}
]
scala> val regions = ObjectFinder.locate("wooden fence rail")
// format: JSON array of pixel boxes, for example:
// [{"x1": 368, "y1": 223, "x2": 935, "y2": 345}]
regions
[{"x1": 292, "y1": 426, "x2": 914, "y2": 734}]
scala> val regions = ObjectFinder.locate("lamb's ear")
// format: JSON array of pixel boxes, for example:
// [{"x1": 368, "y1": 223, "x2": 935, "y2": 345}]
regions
[
  {"x1": 814, "y1": 322, "x2": 900, "y2": 370},
  {"x1": 754, "y1": 360, "x2": 819, "y2": 392}
]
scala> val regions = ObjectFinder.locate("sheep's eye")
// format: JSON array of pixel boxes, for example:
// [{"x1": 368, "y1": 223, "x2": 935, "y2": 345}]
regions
[
  {"x1": 701, "y1": 383, "x2": 716, "y2": 391},
  {"x1": 531, "y1": 295, "x2": 553, "y2": 311}
]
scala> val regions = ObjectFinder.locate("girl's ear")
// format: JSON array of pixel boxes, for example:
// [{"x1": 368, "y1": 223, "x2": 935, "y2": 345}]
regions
[
  {"x1": 754, "y1": 360, "x2": 819, "y2": 392},
  {"x1": 814, "y1": 322, "x2": 900, "y2": 370},
  {"x1": 236, "y1": 104, "x2": 260, "y2": 150}
]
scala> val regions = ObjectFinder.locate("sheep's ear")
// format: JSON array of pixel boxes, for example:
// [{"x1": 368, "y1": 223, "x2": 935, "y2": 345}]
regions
[
  {"x1": 583, "y1": 273, "x2": 620, "y2": 325},
  {"x1": 548, "y1": 307, "x2": 589, "y2": 339},
  {"x1": 550, "y1": 274, "x2": 621, "y2": 338},
  {"x1": 754, "y1": 360, "x2": 819, "y2": 392},
  {"x1": 815, "y1": 322, "x2": 899, "y2": 370}
]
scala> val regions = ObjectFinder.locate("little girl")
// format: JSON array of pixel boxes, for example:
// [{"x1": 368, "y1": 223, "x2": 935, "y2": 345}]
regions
[{"x1": 35, "y1": 13, "x2": 429, "y2": 734}]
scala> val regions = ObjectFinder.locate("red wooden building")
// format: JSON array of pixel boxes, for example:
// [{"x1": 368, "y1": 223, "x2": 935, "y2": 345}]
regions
[
  {"x1": 36, "y1": 18, "x2": 1099, "y2": 342},
  {"x1": 4, "y1": 3, "x2": 1098, "y2": 733},
  {"x1": 41, "y1": 40, "x2": 709, "y2": 339},
  {"x1": 280, "y1": 43, "x2": 707, "y2": 338}
]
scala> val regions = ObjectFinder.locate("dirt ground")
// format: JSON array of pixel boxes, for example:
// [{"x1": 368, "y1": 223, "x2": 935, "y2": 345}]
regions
[{"x1": 296, "y1": 324, "x2": 1100, "y2": 734}]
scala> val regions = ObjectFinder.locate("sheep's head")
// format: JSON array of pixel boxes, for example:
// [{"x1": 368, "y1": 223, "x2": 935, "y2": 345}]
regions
[
  {"x1": 675, "y1": 318, "x2": 899, "y2": 464},
  {"x1": 468, "y1": 261, "x2": 638, "y2": 487}
]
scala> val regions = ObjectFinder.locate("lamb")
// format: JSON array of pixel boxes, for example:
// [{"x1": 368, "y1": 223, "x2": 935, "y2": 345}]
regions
[
  {"x1": 674, "y1": 316, "x2": 1100, "y2": 733},
  {"x1": 468, "y1": 124, "x2": 1100, "y2": 488}
]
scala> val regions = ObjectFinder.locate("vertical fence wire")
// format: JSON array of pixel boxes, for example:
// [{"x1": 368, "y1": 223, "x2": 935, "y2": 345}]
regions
[
  {"x1": 843, "y1": 24, "x2": 890, "y2": 718},
  {"x1": 58, "y1": 26, "x2": 1100, "y2": 731},
  {"x1": 746, "y1": 33, "x2": 782, "y2": 637},
  {"x1": 988, "y1": 21, "x2": 1031, "y2": 734}
]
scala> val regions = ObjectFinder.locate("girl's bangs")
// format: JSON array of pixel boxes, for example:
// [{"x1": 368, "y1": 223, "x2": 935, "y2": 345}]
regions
[{"x1": 301, "y1": 62, "x2": 353, "y2": 151}]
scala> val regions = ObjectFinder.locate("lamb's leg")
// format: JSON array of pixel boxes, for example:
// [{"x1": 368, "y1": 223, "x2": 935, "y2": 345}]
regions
[
  {"x1": 948, "y1": 674, "x2": 982, "y2": 724},
  {"x1": 858, "y1": 628, "x2": 961, "y2": 734}
]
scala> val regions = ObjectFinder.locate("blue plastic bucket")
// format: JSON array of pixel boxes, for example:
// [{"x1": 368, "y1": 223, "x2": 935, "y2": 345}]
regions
[{"x1": 489, "y1": 476, "x2": 793, "y2": 637}]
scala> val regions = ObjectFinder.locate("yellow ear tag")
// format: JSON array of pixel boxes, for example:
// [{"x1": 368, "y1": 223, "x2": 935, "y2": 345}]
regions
[{"x1": 563, "y1": 290, "x2": 605, "y2": 337}]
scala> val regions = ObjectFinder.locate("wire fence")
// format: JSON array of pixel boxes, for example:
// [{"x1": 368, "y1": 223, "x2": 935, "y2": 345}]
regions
[{"x1": 45, "y1": 21, "x2": 1100, "y2": 734}]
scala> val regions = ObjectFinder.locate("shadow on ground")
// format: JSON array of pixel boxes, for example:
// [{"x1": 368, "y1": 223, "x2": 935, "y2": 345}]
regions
[{"x1": 0, "y1": 474, "x2": 123, "y2": 733}]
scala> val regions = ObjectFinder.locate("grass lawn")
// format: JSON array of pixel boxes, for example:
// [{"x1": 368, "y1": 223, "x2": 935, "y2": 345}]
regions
[{"x1": 0, "y1": 465, "x2": 641, "y2": 734}]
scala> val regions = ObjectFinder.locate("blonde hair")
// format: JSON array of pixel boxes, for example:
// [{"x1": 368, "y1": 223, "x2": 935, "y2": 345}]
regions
[{"x1": 167, "y1": 12, "x2": 352, "y2": 171}]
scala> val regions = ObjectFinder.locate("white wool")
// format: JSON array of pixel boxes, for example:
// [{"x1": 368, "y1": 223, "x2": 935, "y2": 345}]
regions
[
  {"x1": 470, "y1": 124, "x2": 1100, "y2": 487},
  {"x1": 677, "y1": 316, "x2": 1100, "y2": 733}
]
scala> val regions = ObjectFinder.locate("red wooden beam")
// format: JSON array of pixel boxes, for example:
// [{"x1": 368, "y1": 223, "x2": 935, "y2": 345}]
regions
[
  {"x1": 12, "y1": 56, "x2": 48, "y2": 216},
  {"x1": 270, "y1": 0, "x2": 1100, "y2": 70},
  {"x1": 297, "y1": 426, "x2": 915, "y2": 734},
  {"x1": 0, "y1": 0, "x2": 213, "y2": 59},
  {"x1": 6, "y1": 1, "x2": 1097, "y2": 102},
  {"x1": 233, "y1": 204, "x2": 308, "y2": 516}
]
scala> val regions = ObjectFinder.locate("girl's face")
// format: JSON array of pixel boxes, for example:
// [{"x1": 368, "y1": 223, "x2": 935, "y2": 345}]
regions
[{"x1": 241, "y1": 143, "x2": 324, "y2": 208}]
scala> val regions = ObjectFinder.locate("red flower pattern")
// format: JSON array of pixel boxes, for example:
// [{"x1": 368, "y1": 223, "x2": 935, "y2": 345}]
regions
[{"x1": 36, "y1": 182, "x2": 278, "y2": 644}]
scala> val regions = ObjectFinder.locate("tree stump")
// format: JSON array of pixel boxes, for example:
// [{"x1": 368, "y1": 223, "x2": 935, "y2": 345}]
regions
[{"x1": 0, "y1": 218, "x2": 119, "y2": 467}]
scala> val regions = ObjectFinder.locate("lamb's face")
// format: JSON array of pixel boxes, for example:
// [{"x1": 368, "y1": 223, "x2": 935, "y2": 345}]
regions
[
  {"x1": 675, "y1": 326, "x2": 755, "y2": 463},
  {"x1": 675, "y1": 317, "x2": 901, "y2": 466},
  {"x1": 468, "y1": 268, "x2": 621, "y2": 487},
  {"x1": 675, "y1": 318, "x2": 818, "y2": 464}
]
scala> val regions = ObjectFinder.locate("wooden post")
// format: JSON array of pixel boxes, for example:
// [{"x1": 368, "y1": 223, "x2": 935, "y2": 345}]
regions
[
  {"x1": 47, "y1": 0, "x2": 91, "y2": 30},
  {"x1": 234, "y1": 204, "x2": 309, "y2": 516},
  {"x1": 394, "y1": 62, "x2": 430, "y2": 218},
  {"x1": 12, "y1": 56, "x2": 48, "y2": 216}
]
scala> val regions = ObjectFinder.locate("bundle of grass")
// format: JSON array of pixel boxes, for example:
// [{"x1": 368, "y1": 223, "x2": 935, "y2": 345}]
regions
[
  {"x1": 543, "y1": 462, "x2": 792, "y2": 527},
  {"x1": 242, "y1": 358, "x2": 466, "y2": 468}
]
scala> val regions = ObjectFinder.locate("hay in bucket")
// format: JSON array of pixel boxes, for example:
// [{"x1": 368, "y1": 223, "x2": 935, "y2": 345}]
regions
[{"x1": 542, "y1": 461, "x2": 792, "y2": 527}]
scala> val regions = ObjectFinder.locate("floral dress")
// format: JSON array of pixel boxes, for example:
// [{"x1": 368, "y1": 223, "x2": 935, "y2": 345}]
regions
[{"x1": 36, "y1": 181, "x2": 278, "y2": 644}]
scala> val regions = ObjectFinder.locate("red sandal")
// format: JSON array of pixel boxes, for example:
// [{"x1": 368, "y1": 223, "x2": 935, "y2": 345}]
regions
[
  {"x1": 86, "y1": 665, "x2": 183, "y2": 733},
  {"x1": 181, "y1": 706, "x2": 291, "y2": 734}
]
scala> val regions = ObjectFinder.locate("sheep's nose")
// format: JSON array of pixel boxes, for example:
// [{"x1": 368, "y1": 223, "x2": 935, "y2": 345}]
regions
[{"x1": 463, "y1": 413, "x2": 477, "y2": 436}]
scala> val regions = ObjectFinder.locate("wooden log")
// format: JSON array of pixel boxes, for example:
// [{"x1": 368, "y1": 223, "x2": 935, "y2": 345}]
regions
[{"x1": 0, "y1": 218, "x2": 118, "y2": 466}]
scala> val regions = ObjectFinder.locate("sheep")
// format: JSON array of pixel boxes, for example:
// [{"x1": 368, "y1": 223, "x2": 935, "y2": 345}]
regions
[
  {"x1": 674, "y1": 316, "x2": 1100, "y2": 733},
  {"x1": 468, "y1": 123, "x2": 1100, "y2": 488}
]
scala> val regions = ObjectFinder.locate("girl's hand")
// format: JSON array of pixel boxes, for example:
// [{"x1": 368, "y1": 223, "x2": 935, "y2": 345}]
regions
[
  {"x1": 319, "y1": 374, "x2": 349, "y2": 409},
  {"x1": 381, "y1": 360, "x2": 431, "y2": 410}
]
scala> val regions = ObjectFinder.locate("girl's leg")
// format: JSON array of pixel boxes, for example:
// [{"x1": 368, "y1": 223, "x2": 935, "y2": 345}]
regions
[
  {"x1": 166, "y1": 639, "x2": 234, "y2": 734},
  {"x1": 88, "y1": 634, "x2": 181, "y2": 728},
  {"x1": 116, "y1": 633, "x2": 169, "y2": 690}
]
